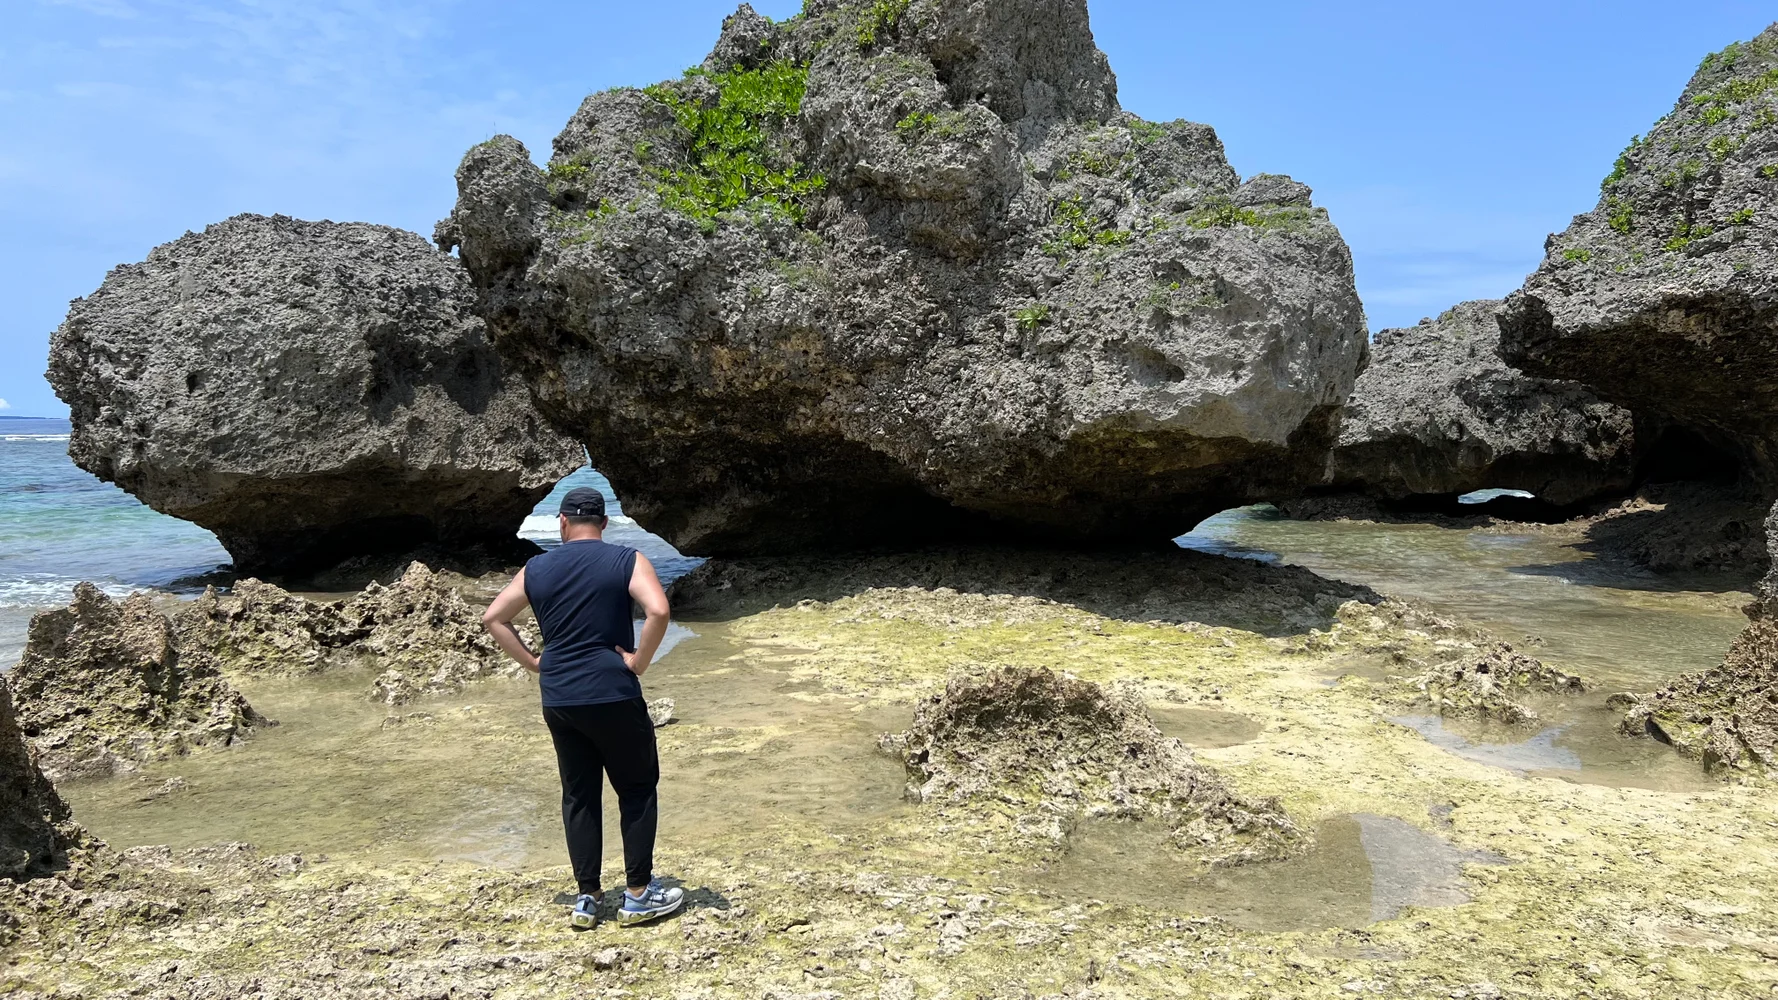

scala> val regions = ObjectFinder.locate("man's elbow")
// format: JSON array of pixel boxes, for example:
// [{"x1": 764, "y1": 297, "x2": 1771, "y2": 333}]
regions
[
  {"x1": 480, "y1": 608, "x2": 503, "y2": 631},
  {"x1": 645, "y1": 600, "x2": 671, "y2": 621}
]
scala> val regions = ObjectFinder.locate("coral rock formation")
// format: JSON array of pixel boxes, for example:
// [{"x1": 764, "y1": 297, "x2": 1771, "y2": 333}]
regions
[
  {"x1": 10, "y1": 585, "x2": 266, "y2": 781},
  {"x1": 47, "y1": 213, "x2": 583, "y2": 577},
  {"x1": 1325, "y1": 300, "x2": 1636, "y2": 505},
  {"x1": 441, "y1": 0, "x2": 1367, "y2": 555},
  {"x1": 1499, "y1": 26, "x2": 1778, "y2": 484},
  {"x1": 881, "y1": 666, "x2": 1300, "y2": 866},
  {"x1": 1619, "y1": 500, "x2": 1778, "y2": 769},
  {"x1": 173, "y1": 579, "x2": 343, "y2": 677},
  {"x1": 0, "y1": 676, "x2": 79, "y2": 882}
]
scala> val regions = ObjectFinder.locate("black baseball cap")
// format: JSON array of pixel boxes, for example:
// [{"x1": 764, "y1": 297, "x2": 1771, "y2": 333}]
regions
[{"x1": 558, "y1": 487, "x2": 607, "y2": 518}]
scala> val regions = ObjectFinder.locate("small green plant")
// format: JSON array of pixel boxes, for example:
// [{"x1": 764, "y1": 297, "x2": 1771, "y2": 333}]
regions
[
  {"x1": 1563, "y1": 248, "x2": 1593, "y2": 263},
  {"x1": 1606, "y1": 196, "x2": 1634, "y2": 235},
  {"x1": 1128, "y1": 119, "x2": 1169, "y2": 145},
  {"x1": 1013, "y1": 304, "x2": 1051, "y2": 331},
  {"x1": 1702, "y1": 105, "x2": 1734, "y2": 126},
  {"x1": 1041, "y1": 197, "x2": 1132, "y2": 255},
  {"x1": 1601, "y1": 135, "x2": 1641, "y2": 191},
  {"x1": 1186, "y1": 197, "x2": 1262, "y2": 229},
  {"x1": 643, "y1": 60, "x2": 826, "y2": 224},
  {"x1": 547, "y1": 160, "x2": 589, "y2": 181},
  {"x1": 1729, "y1": 207, "x2": 1757, "y2": 225},
  {"x1": 896, "y1": 111, "x2": 937, "y2": 138},
  {"x1": 895, "y1": 109, "x2": 971, "y2": 143},
  {"x1": 1764, "y1": 164, "x2": 1778, "y2": 178},
  {"x1": 633, "y1": 141, "x2": 654, "y2": 161},
  {"x1": 1708, "y1": 134, "x2": 1739, "y2": 160},
  {"x1": 1664, "y1": 220, "x2": 1714, "y2": 253},
  {"x1": 856, "y1": 0, "x2": 911, "y2": 48},
  {"x1": 1691, "y1": 66, "x2": 1778, "y2": 111}
]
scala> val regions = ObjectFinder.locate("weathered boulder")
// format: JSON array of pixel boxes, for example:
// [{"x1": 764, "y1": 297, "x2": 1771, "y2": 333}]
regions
[
  {"x1": 10, "y1": 585, "x2": 266, "y2": 782},
  {"x1": 1619, "y1": 500, "x2": 1778, "y2": 770},
  {"x1": 1499, "y1": 26, "x2": 1778, "y2": 485},
  {"x1": 47, "y1": 213, "x2": 583, "y2": 577},
  {"x1": 880, "y1": 666, "x2": 1300, "y2": 866},
  {"x1": 0, "y1": 676, "x2": 79, "y2": 882},
  {"x1": 173, "y1": 579, "x2": 343, "y2": 678},
  {"x1": 440, "y1": 0, "x2": 1367, "y2": 555},
  {"x1": 1325, "y1": 300, "x2": 1636, "y2": 505}
]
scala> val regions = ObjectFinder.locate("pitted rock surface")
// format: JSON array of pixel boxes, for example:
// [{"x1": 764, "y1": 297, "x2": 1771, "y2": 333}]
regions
[
  {"x1": 10, "y1": 585, "x2": 266, "y2": 782},
  {"x1": 1327, "y1": 300, "x2": 1635, "y2": 505},
  {"x1": 1499, "y1": 26, "x2": 1778, "y2": 483},
  {"x1": 173, "y1": 579, "x2": 345, "y2": 678},
  {"x1": 440, "y1": 0, "x2": 1367, "y2": 555},
  {"x1": 47, "y1": 213, "x2": 583, "y2": 577},
  {"x1": 0, "y1": 676, "x2": 79, "y2": 882},
  {"x1": 1619, "y1": 499, "x2": 1778, "y2": 770},
  {"x1": 880, "y1": 666, "x2": 1300, "y2": 867}
]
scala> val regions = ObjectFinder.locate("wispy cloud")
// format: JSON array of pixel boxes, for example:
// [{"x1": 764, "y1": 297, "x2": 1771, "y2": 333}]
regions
[{"x1": 0, "y1": 398, "x2": 13, "y2": 411}]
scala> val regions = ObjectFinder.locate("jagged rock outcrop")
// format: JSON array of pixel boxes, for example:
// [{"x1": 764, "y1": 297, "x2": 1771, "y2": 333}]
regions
[
  {"x1": 10, "y1": 585, "x2": 266, "y2": 782},
  {"x1": 880, "y1": 667, "x2": 1300, "y2": 866},
  {"x1": 174, "y1": 566, "x2": 534, "y2": 705},
  {"x1": 440, "y1": 0, "x2": 1367, "y2": 555},
  {"x1": 1499, "y1": 26, "x2": 1778, "y2": 485},
  {"x1": 1618, "y1": 500, "x2": 1778, "y2": 770},
  {"x1": 47, "y1": 213, "x2": 583, "y2": 577},
  {"x1": 0, "y1": 676, "x2": 79, "y2": 882},
  {"x1": 1325, "y1": 300, "x2": 1635, "y2": 505}
]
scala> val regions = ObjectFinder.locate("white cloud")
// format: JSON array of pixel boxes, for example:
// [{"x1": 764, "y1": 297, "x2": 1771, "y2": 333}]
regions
[{"x1": 0, "y1": 399, "x2": 12, "y2": 410}]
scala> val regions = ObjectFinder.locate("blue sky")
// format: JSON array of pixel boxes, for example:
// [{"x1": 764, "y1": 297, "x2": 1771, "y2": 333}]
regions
[{"x1": 1, "y1": 1, "x2": 1771, "y2": 416}]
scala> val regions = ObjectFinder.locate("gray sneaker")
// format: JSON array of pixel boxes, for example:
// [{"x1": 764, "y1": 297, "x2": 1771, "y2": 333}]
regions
[
  {"x1": 570, "y1": 892, "x2": 600, "y2": 930},
  {"x1": 616, "y1": 879, "x2": 684, "y2": 926}
]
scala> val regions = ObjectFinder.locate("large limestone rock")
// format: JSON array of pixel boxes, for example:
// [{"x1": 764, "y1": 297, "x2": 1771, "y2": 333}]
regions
[
  {"x1": 880, "y1": 666, "x2": 1300, "y2": 866},
  {"x1": 10, "y1": 585, "x2": 266, "y2": 782},
  {"x1": 1326, "y1": 300, "x2": 1636, "y2": 505},
  {"x1": 1499, "y1": 26, "x2": 1778, "y2": 484},
  {"x1": 0, "y1": 676, "x2": 78, "y2": 882},
  {"x1": 1619, "y1": 500, "x2": 1778, "y2": 771},
  {"x1": 440, "y1": 0, "x2": 1368, "y2": 555},
  {"x1": 47, "y1": 213, "x2": 584, "y2": 577}
]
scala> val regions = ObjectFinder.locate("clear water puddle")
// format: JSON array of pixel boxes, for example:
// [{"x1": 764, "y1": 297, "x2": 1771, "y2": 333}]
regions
[
  {"x1": 1045, "y1": 813, "x2": 1509, "y2": 932},
  {"x1": 1391, "y1": 711, "x2": 1719, "y2": 792},
  {"x1": 1147, "y1": 705, "x2": 1263, "y2": 749}
]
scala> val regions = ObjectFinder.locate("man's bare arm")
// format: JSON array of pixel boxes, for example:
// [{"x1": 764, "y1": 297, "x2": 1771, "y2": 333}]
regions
[
  {"x1": 481, "y1": 569, "x2": 540, "y2": 674},
  {"x1": 623, "y1": 553, "x2": 671, "y2": 677}
]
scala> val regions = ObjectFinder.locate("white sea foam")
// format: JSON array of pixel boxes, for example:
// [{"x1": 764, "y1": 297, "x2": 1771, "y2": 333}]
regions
[
  {"x1": 0, "y1": 577, "x2": 139, "y2": 609},
  {"x1": 1, "y1": 434, "x2": 70, "y2": 443},
  {"x1": 518, "y1": 514, "x2": 637, "y2": 540}
]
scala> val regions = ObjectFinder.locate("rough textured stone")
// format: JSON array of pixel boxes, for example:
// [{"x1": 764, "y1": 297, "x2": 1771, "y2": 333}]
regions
[
  {"x1": 1326, "y1": 300, "x2": 1636, "y2": 505},
  {"x1": 440, "y1": 0, "x2": 1367, "y2": 556},
  {"x1": 1619, "y1": 499, "x2": 1778, "y2": 769},
  {"x1": 0, "y1": 676, "x2": 78, "y2": 882},
  {"x1": 173, "y1": 579, "x2": 344, "y2": 678},
  {"x1": 10, "y1": 585, "x2": 266, "y2": 782},
  {"x1": 880, "y1": 666, "x2": 1300, "y2": 866},
  {"x1": 47, "y1": 213, "x2": 583, "y2": 577},
  {"x1": 1499, "y1": 26, "x2": 1778, "y2": 484}
]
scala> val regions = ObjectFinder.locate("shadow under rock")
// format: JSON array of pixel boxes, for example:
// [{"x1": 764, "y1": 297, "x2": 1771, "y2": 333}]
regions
[{"x1": 668, "y1": 544, "x2": 1379, "y2": 636}]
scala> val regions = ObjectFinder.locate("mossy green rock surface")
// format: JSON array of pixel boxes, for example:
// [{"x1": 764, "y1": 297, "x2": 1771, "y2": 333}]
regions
[{"x1": 440, "y1": 0, "x2": 1367, "y2": 555}]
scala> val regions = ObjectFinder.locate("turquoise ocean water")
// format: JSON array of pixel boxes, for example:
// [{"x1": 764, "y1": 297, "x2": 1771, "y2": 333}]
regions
[{"x1": 0, "y1": 416, "x2": 701, "y2": 669}]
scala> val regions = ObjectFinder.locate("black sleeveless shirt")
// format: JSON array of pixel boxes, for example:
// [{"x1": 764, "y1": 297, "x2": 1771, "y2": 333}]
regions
[{"x1": 524, "y1": 539, "x2": 642, "y2": 707}]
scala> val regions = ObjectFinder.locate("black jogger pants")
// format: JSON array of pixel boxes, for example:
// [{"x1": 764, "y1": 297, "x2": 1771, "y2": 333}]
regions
[{"x1": 542, "y1": 698, "x2": 659, "y2": 895}]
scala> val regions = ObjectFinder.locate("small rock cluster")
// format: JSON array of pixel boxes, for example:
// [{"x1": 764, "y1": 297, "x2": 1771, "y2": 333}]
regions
[
  {"x1": 9, "y1": 585, "x2": 267, "y2": 782},
  {"x1": 881, "y1": 666, "x2": 1300, "y2": 867},
  {"x1": 1306, "y1": 599, "x2": 1585, "y2": 724},
  {"x1": 177, "y1": 564, "x2": 535, "y2": 705}
]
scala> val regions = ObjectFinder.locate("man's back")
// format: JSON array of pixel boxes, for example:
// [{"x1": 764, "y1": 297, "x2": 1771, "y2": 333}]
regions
[{"x1": 525, "y1": 539, "x2": 640, "y2": 708}]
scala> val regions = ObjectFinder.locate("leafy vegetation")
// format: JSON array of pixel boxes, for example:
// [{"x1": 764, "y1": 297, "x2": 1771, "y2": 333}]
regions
[
  {"x1": 1128, "y1": 120, "x2": 1169, "y2": 146},
  {"x1": 895, "y1": 109, "x2": 972, "y2": 142},
  {"x1": 1041, "y1": 198, "x2": 1132, "y2": 256},
  {"x1": 547, "y1": 160, "x2": 589, "y2": 181},
  {"x1": 1013, "y1": 304, "x2": 1051, "y2": 331},
  {"x1": 1601, "y1": 135, "x2": 1641, "y2": 191},
  {"x1": 1692, "y1": 66, "x2": 1778, "y2": 112},
  {"x1": 1606, "y1": 196, "x2": 1634, "y2": 235},
  {"x1": 1664, "y1": 220, "x2": 1714, "y2": 253},
  {"x1": 642, "y1": 61, "x2": 826, "y2": 224},
  {"x1": 1182, "y1": 197, "x2": 1318, "y2": 232},
  {"x1": 856, "y1": 0, "x2": 911, "y2": 48},
  {"x1": 1562, "y1": 248, "x2": 1593, "y2": 263},
  {"x1": 1730, "y1": 207, "x2": 1757, "y2": 226}
]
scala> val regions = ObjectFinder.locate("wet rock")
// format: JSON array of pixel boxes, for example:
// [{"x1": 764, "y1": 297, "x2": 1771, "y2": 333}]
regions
[
  {"x1": 441, "y1": 0, "x2": 1367, "y2": 556},
  {"x1": 880, "y1": 667, "x2": 1300, "y2": 867},
  {"x1": 1567, "y1": 481, "x2": 1772, "y2": 578},
  {"x1": 1619, "y1": 498, "x2": 1778, "y2": 770},
  {"x1": 9, "y1": 584, "x2": 268, "y2": 781},
  {"x1": 1498, "y1": 26, "x2": 1778, "y2": 484},
  {"x1": 1325, "y1": 300, "x2": 1636, "y2": 505},
  {"x1": 0, "y1": 675, "x2": 80, "y2": 882},
  {"x1": 46, "y1": 213, "x2": 583, "y2": 577},
  {"x1": 1310, "y1": 599, "x2": 1582, "y2": 725}
]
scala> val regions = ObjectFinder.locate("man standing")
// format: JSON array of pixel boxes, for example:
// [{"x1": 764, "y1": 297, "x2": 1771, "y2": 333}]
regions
[{"x1": 482, "y1": 486, "x2": 683, "y2": 929}]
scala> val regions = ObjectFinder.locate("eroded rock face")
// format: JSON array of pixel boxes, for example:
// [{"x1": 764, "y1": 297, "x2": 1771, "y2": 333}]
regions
[
  {"x1": 880, "y1": 667, "x2": 1300, "y2": 866},
  {"x1": 174, "y1": 566, "x2": 533, "y2": 705},
  {"x1": 1328, "y1": 300, "x2": 1635, "y2": 505},
  {"x1": 440, "y1": 0, "x2": 1367, "y2": 555},
  {"x1": 1499, "y1": 26, "x2": 1778, "y2": 484},
  {"x1": 1620, "y1": 500, "x2": 1778, "y2": 769},
  {"x1": 47, "y1": 213, "x2": 583, "y2": 577},
  {"x1": 0, "y1": 676, "x2": 79, "y2": 882},
  {"x1": 10, "y1": 585, "x2": 266, "y2": 782}
]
